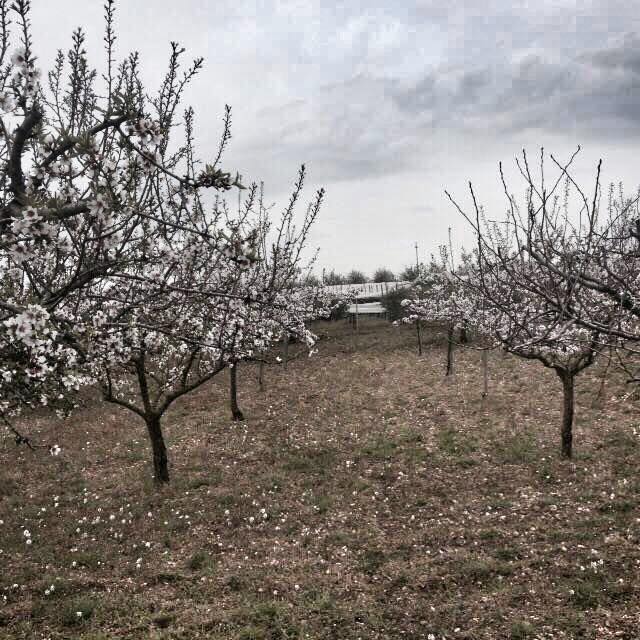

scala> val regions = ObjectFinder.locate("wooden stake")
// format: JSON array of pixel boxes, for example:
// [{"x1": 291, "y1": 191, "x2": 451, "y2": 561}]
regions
[
  {"x1": 355, "y1": 296, "x2": 359, "y2": 333},
  {"x1": 445, "y1": 323, "x2": 454, "y2": 376},
  {"x1": 481, "y1": 348, "x2": 488, "y2": 398},
  {"x1": 283, "y1": 333, "x2": 290, "y2": 369}
]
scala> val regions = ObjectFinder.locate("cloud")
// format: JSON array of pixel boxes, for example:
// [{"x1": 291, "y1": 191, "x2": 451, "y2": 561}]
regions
[
  {"x1": 26, "y1": 0, "x2": 640, "y2": 273},
  {"x1": 231, "y1": 17, "x2": 640, "y2": 201},
  {"x1": 579, "y1": 32, "x2": 640, "y2": 75},
  {"x1": 236, "y1": 74, "x2": 424, "y2": 184},
  {"x1": 391, "y1": 34, "x2": 640, "y2": 140}
]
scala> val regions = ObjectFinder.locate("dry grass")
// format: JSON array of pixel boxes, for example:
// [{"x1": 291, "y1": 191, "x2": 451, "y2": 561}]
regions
[{"x1": 1, "y1": 320, "x2": 639, "y2": 639}]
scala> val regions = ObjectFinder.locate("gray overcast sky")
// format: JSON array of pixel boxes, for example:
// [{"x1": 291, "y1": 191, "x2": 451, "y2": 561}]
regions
[{"x1": 31, "y1": 0, "x2": 640, "y2": 277}]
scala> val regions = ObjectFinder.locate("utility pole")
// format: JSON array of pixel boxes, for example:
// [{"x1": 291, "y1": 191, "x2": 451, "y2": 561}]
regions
[{"x1": 414, "y1": 242, "x2": 423, "y2": 356}]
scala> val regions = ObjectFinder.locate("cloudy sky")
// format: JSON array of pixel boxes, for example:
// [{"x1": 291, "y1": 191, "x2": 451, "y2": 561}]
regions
[{"x1": 31, "y1": 0, "x2": 640, "y2": 277}]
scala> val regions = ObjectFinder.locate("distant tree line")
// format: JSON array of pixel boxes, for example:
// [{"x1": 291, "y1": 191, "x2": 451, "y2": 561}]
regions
[{"x1": 317, "y1": 265, "x2": 420, "y2": 286}]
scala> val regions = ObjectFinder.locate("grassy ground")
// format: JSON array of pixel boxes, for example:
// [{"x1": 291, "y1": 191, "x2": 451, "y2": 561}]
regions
[{"x1": 1, "y1": 320, "x2": 639, "y2": 639}]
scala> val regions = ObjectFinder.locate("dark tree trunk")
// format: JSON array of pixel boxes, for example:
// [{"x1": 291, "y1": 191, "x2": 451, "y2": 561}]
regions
[
  {"x1": 445, "y1": 323, "x2": 454, "y2": 376},
  {"x1": 230, "y1": 364, "x2": 244, "y2": 421},
  {"x1": 481, "y1": 348, "x2": 488, "y2": 398},
  {"x1": 416, "y1": 320, "x2": 423, "y2": 356},
  {"x1": 459, "y1": 322, "x2": 468, "y2": 344},
  {"x1": 145, "y1": 414, "x2": 169, "y2": 483},
  {"x1": 258, "y1": 360, "x2": 265, "y2": 392},
  {"x1": 557, "y1": 369, "x2": 575, "y2": 459},
  {"x1": 283, "y1": 333, "x2": 290, "y2": 369}
]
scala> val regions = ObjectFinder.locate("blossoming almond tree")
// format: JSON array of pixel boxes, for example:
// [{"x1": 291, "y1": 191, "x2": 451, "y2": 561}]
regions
[
  {"x1": 506, "y1": 149, "x2": 640, "y2": 382},
  {"x1": 0, "y1": 0, "x2": 247, "y2": 447},
  {"x1": 228, "y1": 280, "x2": 335, "y2": 414},
  {"x1": 400, "y1": 247, "x2": 477, "y2": 375},
  {"x1": 220, "y1": 175, "x2": 331, "y2": 420},
  {"x1": 446, "y1": 154, "x2": 618, "y2": 458},
  {"x1": 88, "y1": 168, "x2": 324, "y2": 482},
  {"x1": 230, "y1": 178, "x2": 342, "y2": 400},
  {"x1": 227, "y1": 282, "x2": 334, "y2": 417}
]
